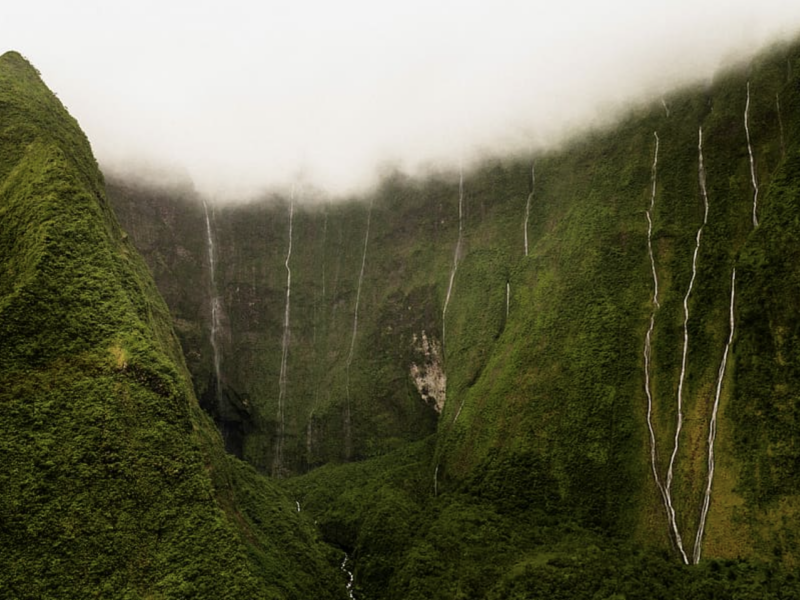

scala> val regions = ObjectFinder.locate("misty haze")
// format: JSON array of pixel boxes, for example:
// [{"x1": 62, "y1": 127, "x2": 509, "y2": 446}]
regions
[{"x1": 4, "y1": 1, "x2": 800, "y2": 199}]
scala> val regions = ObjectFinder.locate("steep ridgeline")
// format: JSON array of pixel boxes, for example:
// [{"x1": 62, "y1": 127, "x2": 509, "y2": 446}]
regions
[
  {"x1": 108, "y1": 37, "x2": 800, "y2": 596},
  {"x1": 0, "y1": 52, "x2": 343, "y2": 599}
]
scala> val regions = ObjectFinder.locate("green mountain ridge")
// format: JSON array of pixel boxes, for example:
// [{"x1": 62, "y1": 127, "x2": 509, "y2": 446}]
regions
[{"x1": 0, "y1": 51, "x2": 344, "y2": 599}]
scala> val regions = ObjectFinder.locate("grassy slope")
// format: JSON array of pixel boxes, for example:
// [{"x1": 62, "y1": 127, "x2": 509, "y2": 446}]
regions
[{"x1": 0, "y1": 51, "x2": 343, "y2": 599}]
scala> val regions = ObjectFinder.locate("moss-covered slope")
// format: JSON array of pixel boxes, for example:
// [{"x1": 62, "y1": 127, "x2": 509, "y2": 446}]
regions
[
  {"x1": 0, "y1": 51, "x2": 344, "y2": 599},
  {"x1": 107, "y1": 37, "x2": 800, "y2": 597}
]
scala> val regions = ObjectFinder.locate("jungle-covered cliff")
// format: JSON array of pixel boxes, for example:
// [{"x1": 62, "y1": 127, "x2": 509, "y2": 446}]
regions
[
  {"x1": 4, "y1": 31, "x2": 800, "y2": 599},
  {"x1": 106, "y1": 37, "x2": 800, "y2": 597},
  {"x1": 0, "y1": 50, "x2": 345, "y2": 599}
]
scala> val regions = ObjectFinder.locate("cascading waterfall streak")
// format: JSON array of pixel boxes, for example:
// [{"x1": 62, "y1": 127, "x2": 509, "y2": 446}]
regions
[
  {"x1": 341, "y1": 555, "x2": 356, "y2": 600},
  {"x1": 647, "y1": 133, "x2": 661, "y2": 310},
  {"x1": 642, "y1": 132, "x2": 678, "y2": 544},
  {"x1": 524, "y1": 162, "x2": 534, "y2": 256},
  {"x1": 202, "y1": 200, "x2": 223, "y2": 406},
  {"x1": 692, "y1": 268, "x2": 736, "y2": 564},
  {"x1": 665, "y1": 127, "x2": 710, "y2": 565},
  {"x1": 344, "y1": 201, "x2": 373, "y2": 458},
  {"x1": 273, "y1": 191, "x2": 294, "y2": 475},
  {"x1": 442, "y1": 163, "x2": 464, "y2": 350},
  {"x1": 745, "y1": 82, "x2": 759, "y2": 228}
]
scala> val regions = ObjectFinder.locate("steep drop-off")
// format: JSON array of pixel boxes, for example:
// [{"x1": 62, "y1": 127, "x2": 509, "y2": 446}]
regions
[
  {"x1": 106, "y1": 39, "x2": 800, "y2": 597},
  {"x1": 0, "y1": 51, "x2": 344, "y2": 599}
]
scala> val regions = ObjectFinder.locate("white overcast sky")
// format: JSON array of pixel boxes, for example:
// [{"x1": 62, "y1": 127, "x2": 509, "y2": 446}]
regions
[{"x1": 4, "y1": 1, "x2": 800, "y2": 199}]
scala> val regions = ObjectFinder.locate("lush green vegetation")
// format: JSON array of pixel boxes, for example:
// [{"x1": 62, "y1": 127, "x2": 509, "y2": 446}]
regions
[
  {"x1": 6, "y1": 29, "x2": 800, "y2": 600},
  {"x1": 108, "y1": 35, "x2": 800, "y2": 597},
  {"x1": 0, "y1": 51, "x2": 344, "y2": 598}
]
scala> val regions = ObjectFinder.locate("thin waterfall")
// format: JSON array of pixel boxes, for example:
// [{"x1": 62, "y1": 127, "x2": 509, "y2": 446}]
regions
[
  {"x1": 745, "y1": 82, "x2": 759, "y2": 228},
  {"x1": 647, "y1": 133, "x2": 661, "y2": 309},
  {"x1": 524, "y1": 162, "x2": 534, "y2": 256},
  {"x1": 344, "y1": 201, "x2": 373, "y2": 459},
  {"x1": 661, "y1": 98, "x2": 670, "y2": 118},
  {"x1": 506, "y1": 282, "x2": 510, "y2": 319},
  {"x1": 692, "y1": 268, "x2": 736, "y2": 564},
  {"x1": 202, "y1": 200, "x2": 223, "y2": 406},
  {"x1": 273, "y1": 190, "x2": 294, "y2": 476},
  {"x1": 642, "y1": 132, "x2": 677, "y2": 544},
  {"x1": 341, "y1": 554, "x2": 356, "y2": 600},
  {"x1": 665, "y1": 127, "x2": 710, "y2": 565},
  {"x1": 442, "y1": 163, "x2": 464, "y2": 350},
  {"x1": 448, "y1": 165, "x2": 466, "y2": 424}
]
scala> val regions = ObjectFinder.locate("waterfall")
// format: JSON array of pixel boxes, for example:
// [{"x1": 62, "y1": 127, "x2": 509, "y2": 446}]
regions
[
  {"x1": 344, "y1": 201, "x2": 373, "y2": 459},
  {"x1": 506, "y1": 282, "x2": 510, "y2": 319},
  {"x1": 745, "y1": 82, "x2": 759, "y2": 228},
  {"x1": 202, "y1": 200, "x2": 223, "y2": 407},
  {"x1": 692, "y1": 268, "x2": 736, "y2": 564},
  {"x1": 341, "y1": 554, "x2": 356, "y2": 600},
  {"x1": 642, "y1": 132, "x2": 676, "y2": 543},
  {"x1": 647, "y1": 132, "x2": 661, "y2": 309},
  {"x1": 661, "y1": 98, "x2": 670, "y2": 118},
  {"x1": 273, "y1": 191, "x2": 294, "y2": 476},
  {"x1": 665, "y1": 127, "x2": 710, "y2": 565},
  {"x1": 524, "y1": 162, "x2": 535, "y2": 257},
  {"x1": 442, "y1": 163, "x2": 464, "y2": 350},
  {"x1": 434, "y1": 464, "x2": 440, "y2": 497}
]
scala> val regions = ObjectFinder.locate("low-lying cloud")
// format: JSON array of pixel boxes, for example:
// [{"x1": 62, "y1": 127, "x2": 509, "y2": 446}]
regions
[{"x1": 5, "y1": 1, "x2": 800, "y2": 200}]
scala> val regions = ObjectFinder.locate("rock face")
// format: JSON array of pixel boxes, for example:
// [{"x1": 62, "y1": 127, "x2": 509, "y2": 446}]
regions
[
  {"x1": 0, "y1": 51, "x2": 342, "y2": 599},
  {"x1": 107, "y1": 181, "x2": 444, "y2": 473},
  {"x1": 410, "y1": 331, "x2": 446, "y2": 413},
  {"x1": 107, "y1": 38, "x2": 800, "y2": 573}
]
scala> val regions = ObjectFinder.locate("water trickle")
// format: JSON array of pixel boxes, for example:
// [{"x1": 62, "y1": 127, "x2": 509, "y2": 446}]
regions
[
  {"x1": 202, "y1": 200, "x2": 223, "y2": 406},
  {"x1": 524, "y1": 162, "x2": 534, "y2": 257},
  {"x1": 647, "y1": 132, "x2": 661, "y2": 309},
  {"x1": 665, "y1": 127, "x2": 710, "y2": 565},
  {"x1": 345, "y1": 201, "x2": 373, "y2": 459},
  {"x1": 642, "y1": 132, "x2": 676, "y2": 545},
  {"x1": 442, "y1": 163, "x2": 464, "y2": 350},
  {"x1": 745, "y1": 82, "x2": 759, "y2": 228},
  {"x1": 692, "y1": 268, "x2": 736, "y2": 564},
  {"x1": 273, "y1": 190, "x2": 294, "y2": 476},
  {"x1": 341, "y1": 554, "x2": 356, "y2": 600}
]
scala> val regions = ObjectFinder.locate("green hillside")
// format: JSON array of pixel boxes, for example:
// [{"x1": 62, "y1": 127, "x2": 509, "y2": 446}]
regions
[
  {"x1": 4, "y1": 32, "x2": 800, "y2": 600},
  {"x1": 0, "y1": 51, "x2": 344, "y2": 599},
  {"x1": 106, "y1": 37, "x2": 800, "y2": 597}
]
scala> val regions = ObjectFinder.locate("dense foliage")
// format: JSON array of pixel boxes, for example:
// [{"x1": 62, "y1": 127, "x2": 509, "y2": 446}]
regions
[
  {"x1": 108, "y1": 36, "x2": 800, "y2": 597},
  {"x1": 0, "y1": 51, "x2": 344, "y2": 599}
]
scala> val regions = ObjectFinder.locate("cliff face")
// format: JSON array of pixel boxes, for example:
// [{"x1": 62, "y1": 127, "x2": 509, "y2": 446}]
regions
[
  {"x1": 0, "y1": 51, "x2": 343, "y2": 599},
  {"x1": 107, "y1": 37, "x2": 800, "y2": 578},
  {"x1": 107, "y1": 177, "x2": 445, "y2": 473}
]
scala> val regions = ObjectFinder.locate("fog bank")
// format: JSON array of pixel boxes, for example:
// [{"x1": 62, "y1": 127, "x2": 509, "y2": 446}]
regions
[{"x1": 4, "y1": 1, "x2": 800, "y2": 200}]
